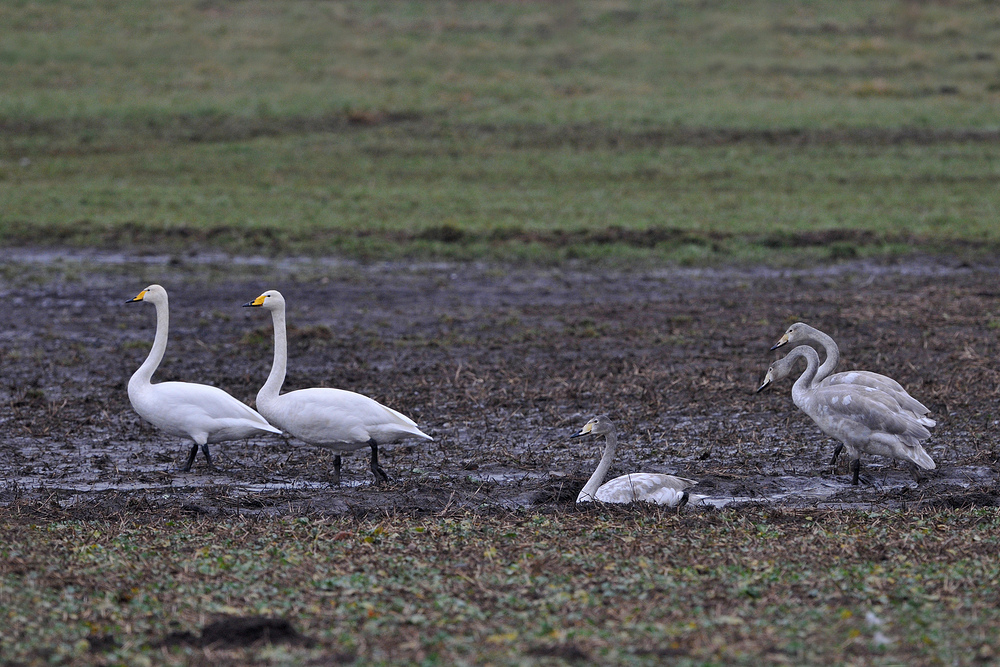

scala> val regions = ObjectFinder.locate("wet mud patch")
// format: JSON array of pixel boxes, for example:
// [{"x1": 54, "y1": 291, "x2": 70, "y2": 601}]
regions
[
  {"x1": 1, "y1": 252, "x2": 999, "y2": 520},
  {"x1": 156, "y1": 615, "x2": 318, "y2": 650}
]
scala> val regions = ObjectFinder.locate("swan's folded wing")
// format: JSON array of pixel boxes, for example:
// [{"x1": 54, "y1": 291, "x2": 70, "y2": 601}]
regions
[
  {"x1": 825, "y1": 371, "x2": 933, "y2": 421},
  {"x1": 276, "y1": 388, "x2": 431, "y2": 444},
  {"x1": 596, "y1": 473, "x2": 695, "y2": 505},
  {"x1": 815, "y1": 385, "x2": 931, "y2": 444},
  {"x1": 145, "y1": 382, "x2": 280, "y2": 438}
]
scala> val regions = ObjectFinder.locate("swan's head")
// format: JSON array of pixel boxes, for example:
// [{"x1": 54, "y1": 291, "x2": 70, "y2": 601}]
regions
[
  {"x1": 571, "y1": 414, "x2": 616, "y2": 438},
  {"x1": 126, "y1": 284, "x2": 167, "y2": 306},
  {"x1": 770, "y1": 322, "x2": 818, "y2": 351},
  {"x1": 243, "y1": 289, "x2": 286, "y2": 311},
  {"x1": 756, "y1": 365, "x2": 778, "y2": 393},
  {"x1": 757, "y1": 346, "x2": 813, "y2": 392}
]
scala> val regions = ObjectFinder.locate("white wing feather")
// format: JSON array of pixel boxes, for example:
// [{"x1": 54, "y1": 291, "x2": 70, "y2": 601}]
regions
[
  {"x1": 265, "y1": 387, "x2": 433, "y2": 451},
  {"x1": 589, "y1": 473, "x2": 696, "y2": 506},
  {"x1": 130, "y1": 381, "x2": 280, "y2": 443}
]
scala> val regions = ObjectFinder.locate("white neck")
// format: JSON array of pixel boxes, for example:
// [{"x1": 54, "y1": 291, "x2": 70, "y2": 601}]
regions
[
  {"x1": 130, "y1": 295, "x2": 169, "y2": 388},
  {"x1": 257, "y1": 304, "x2": 288, "y2": 409},
  {"x1": 578, "y1": 429, "x2": 617, "y2": 502}
]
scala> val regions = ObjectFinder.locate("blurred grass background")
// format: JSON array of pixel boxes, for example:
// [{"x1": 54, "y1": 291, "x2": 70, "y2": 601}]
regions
[{"x1": 2, "y1": 0, "x2": 999, "y2": 262}]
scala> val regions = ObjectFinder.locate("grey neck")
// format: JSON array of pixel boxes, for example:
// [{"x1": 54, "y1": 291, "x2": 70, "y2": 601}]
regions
[
  {"x1": 789, "y1": 345, "x2": 821, "y2": 399},
  {"x1": 805, "y1": 326, "x2": 840, "y2": 382},
  {"x1": 578, "y1": 428, "x2": 618, "y2": 502}
]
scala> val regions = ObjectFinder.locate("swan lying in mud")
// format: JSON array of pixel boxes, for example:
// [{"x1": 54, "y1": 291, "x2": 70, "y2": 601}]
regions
[
  {"x1": 126, "y1": 285, "x2": 281, "y2": 472},
  {"x1": 244, "y1": 289, "x2": 433, "y2": 485},
  {"x1": 572, "y1": 415, "x2": 697, "y2": 505},
  {"x1": 770, "y1": 322, "x2": 935, "y2": 467},
  {"x1": 757, "y1": 344, "x2": 935, "y2": 485}
]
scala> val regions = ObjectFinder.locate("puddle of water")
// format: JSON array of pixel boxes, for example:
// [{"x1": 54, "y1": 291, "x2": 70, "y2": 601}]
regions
[
  {"x1": 1, "y1": 476, "x2": 355, "y2": 496},
  {"x1": 471, "y1": 470, "x2": 548, "y2": 484},
  {"x1": 694, "y1": 476, "x2": 856, "y2": 508},
  {"x1": 694, "y1": 496, "x2": 765, "y2": 509},
  {"x1": 239, "y1": 480, "x2": 359, "y2": 492}
]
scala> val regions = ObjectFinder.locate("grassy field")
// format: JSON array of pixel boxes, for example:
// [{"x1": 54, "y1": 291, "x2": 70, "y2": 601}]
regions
[
  {"x1": 3, "y1": 506, "x2": 1000, "y2": 666},
  {"x1": 4, "y1": 2, "x2": 1000, "y2": 665},
  {"x1": 2, "y1": 0, "x2": 1000, "y2": 261}
]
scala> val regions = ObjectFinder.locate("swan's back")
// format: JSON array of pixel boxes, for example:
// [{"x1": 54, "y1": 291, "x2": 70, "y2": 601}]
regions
[
  {"x1": 778, "y1": 322, "x2": 934, "y2": 426},
  {"x1": 129, "y1": 380, "x2": 280, "y2": 443},
  {"x1": 797, "y1": 383, "x2": 935, "y2": 470},
  {"x1": 265, "y1": 387, "x2": 433, "y2": 448},
  {"x1": 822, "y1": 371, "x2": 934, "y2": 425},
  {"x1": 589, "y1": 473, "x2": 696, "y2": 505}
]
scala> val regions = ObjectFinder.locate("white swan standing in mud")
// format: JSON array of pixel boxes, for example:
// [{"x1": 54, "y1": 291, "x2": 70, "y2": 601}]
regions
[
  {"x1": 771, "y1": 322, "x2": 935, "y2": 469},
  {"x1": 244, "y1": 289, "x2": 433, "y2": 484},
  {"x1": 572, "y1": 415, "x2": 697, "y2": 505},
  {"x1": 126, "y1": 285, "x2": 281, "y2": 472},
  {"x1": 757, "y1": 344, "x2": 935, "y2": 485}
]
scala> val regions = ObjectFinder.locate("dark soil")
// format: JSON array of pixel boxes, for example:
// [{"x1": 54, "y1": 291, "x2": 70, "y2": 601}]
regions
[
  {"x1": 156, "y1": 616, "x2": 317, "y2": 650},
  {"x1": 1, "y1": 250, "x2": 998, "y2": 520}
]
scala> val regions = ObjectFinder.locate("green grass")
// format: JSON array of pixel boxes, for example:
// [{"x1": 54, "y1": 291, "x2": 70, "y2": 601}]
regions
[
  {"x1": 3, "y1": 1, "x2": 999, "y2": 127},
  {"x1": 3, "y1": 129, "x2": 1000, "y2": 262},
  {"x1": 2, "y1": 0, "x2": 1000, "y2": 262},
  {"x1": 3, "y1": 507, "x2": 1000, "y2": 665}
]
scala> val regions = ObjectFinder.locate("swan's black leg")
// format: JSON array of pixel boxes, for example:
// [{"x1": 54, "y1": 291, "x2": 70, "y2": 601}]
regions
[
  {"x1": 830, "y1": 443, "x2": 844, "y2": 467},
  {"x1": 850, "y1": 458, "x2": 861, "y2": 486},
  {"x1": 368, "y1": 438, "x2": 389, "y2": 484},
  {"x1": 179, "y1": 443, "x2": 199, "y2": 472},
  {"x1": 906, "y1": 461, "x2": 922, "y2": 483},
  {"x1": 678, "y1": 491, "x2": 690, "y2": 508},
  {"x1": 331, "y1": 455, "x2": 342, "y2": 486},
  {"x1": 201, "y1": 444, "x2": 215, "y2": 470}
]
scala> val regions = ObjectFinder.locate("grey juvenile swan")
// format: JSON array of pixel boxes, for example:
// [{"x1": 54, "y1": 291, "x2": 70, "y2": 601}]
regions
[
  {"x1": 771, "y1": 322, "x2": 935, "y2": 465},
  {"x1": 757, "y1": 344, "x2": 935, "y2": 485},
  {"x1": 572, "y1": 415, "x2": 697, "y2": 505}
]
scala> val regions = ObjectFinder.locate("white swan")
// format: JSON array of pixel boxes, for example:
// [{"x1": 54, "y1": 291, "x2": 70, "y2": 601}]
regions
[
  {"x1": 572, "y1": 415, "x2": 696, "y2": 505},
  {"x1": 126, "y1": 285, "x2": 281, "y2": 472},
  {"x1": 771, "y1": 322, "x2": 935, "y2": 467},
  {"x1": 757, "y1": 345, "x2": 935, "y2": 485},
  {"x1": 243, "y1": 289, "x2": 433, "y2": 484}
]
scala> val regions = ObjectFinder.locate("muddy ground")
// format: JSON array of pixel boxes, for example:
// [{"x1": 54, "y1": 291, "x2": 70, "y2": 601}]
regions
[{"x1": 1, "y1": 251, "x2": 998, "y2": 520}]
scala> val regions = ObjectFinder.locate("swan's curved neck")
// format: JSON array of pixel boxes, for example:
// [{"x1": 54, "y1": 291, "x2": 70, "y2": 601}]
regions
[
  {"x1": 131, "y1": 296, "x2": 169, "y2": 387},
  {"x1": 258, "y1": 305, "x2": 288, "y2": 406},
  {"x1": 578, "y1": 429, "x2": 617, "y2": 501},
  {"x1": 808, "y1": 328, "x2": 840, "y2": 382},
  {"x1": 791, "y1": 346, "x2": 821, "y2": 400}
]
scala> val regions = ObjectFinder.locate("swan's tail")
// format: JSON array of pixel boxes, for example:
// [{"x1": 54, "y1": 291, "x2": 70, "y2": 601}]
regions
[
  {"x1": 381, "y1": 404, "x2": 434, "y2": 441},
  {"x1": 906, "y1": 444, "x2": 936, "y2": 470}
]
